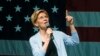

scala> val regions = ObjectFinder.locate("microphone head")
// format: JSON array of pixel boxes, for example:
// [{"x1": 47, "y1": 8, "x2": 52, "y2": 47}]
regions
[{"x1": 46, "y1": 23, "x2": 50, "y2": 28}]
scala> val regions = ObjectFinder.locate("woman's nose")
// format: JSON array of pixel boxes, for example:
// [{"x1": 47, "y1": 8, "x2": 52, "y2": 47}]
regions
[
  {"x1": 44, "y1": 18, "x2": 48, "y2": 21},
  {"x1": 43, "y1": 17, "x2": 48, "y2": 20}
]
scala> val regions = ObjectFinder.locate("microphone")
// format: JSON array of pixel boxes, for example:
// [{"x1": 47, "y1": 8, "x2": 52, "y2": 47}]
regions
[
  {"x1": 50, "y1": 32, "x2": 54, "y2": 40},
  {"x1": 46, "y1": 23, "x2": 54, "y2": 40}
]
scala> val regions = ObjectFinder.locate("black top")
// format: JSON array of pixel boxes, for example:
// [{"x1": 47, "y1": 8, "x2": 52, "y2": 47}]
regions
[{"x1": 42, "y1": 39, "x2": 58, "y2": 56}]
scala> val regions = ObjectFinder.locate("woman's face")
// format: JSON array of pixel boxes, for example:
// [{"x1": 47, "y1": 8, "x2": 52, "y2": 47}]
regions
[{"x1": 35, "y1": 12, "x2": 49, "y2": 29}]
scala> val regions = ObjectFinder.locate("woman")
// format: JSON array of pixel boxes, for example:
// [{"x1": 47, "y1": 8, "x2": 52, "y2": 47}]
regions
[{"x1": 29, "y1": 9, "x2": 79, "y2": 56}]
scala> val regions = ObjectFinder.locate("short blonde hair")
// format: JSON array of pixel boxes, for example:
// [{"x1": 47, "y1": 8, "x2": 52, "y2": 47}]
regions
[{"x1": 31, "y1": 9, "x2": 49, "y2": 26}]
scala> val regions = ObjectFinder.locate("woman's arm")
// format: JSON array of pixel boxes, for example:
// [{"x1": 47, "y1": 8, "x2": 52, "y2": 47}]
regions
[
  {"x1": 65, "y1": 10, "x2": 77, "y2": 33},
  {"x1": 62, "y1": 10, "x2": 79, "y2": 46}
]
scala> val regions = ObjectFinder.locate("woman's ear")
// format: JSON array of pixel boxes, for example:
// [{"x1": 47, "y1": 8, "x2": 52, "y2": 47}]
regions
[{"x1": 34, "y1": 23, "x2": 38, "y2": 27}]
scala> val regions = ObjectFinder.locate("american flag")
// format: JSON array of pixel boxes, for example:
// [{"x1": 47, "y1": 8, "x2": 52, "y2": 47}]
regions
[
  {"x1": 1, "y1": 0, "x2": 100, "y2": 56},
  {"x1": 0, "y1": 0, "x2": 66, "y2": 40}
]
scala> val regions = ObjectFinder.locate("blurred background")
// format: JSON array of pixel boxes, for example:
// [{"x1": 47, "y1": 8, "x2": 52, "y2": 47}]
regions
[{"x1": 0, "y1": 0, "x2": 100, "y2": 56}]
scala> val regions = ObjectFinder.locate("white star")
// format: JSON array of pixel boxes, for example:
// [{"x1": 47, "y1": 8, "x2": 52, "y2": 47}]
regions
[
  {"x1": 6, "y1": 15, "x2": 13, "y2": 21},
  {"x1": 51, "y1": 5, "x2": 58, "y2": 13},
  {"x1": 33, "y1": 27, "x2": 38, "y2": 32},
  {"x1": 33, "y1": 5, "x2": 40, "y2": 11},
  {"x1": 0, "y1": 6, "x2": 3, "y2": 12},
  {"x1": 24, "y1": 15, "x2": 30, "y2": 22},
  {"x1": 52, "y1": 26, "x2": 58, "y2": 30},
  {"x1": 14, "y1": 5, "x2": 21, "y2": 12},
  {"x1": 25, "y1": 0, "x2": 30, "y2": 2},
  {"x1": 0, "y1": 26, "x2": 3, "y2": 31},
  {"x1": 14, "y1": 25, "x2": 22, "y2": 32},
  {"x1": 7, "y1": 0, "x2": 11, "y2": 2},
  {"x1": 43, "y1": 0, "x2": 48, "y2": 3}
]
